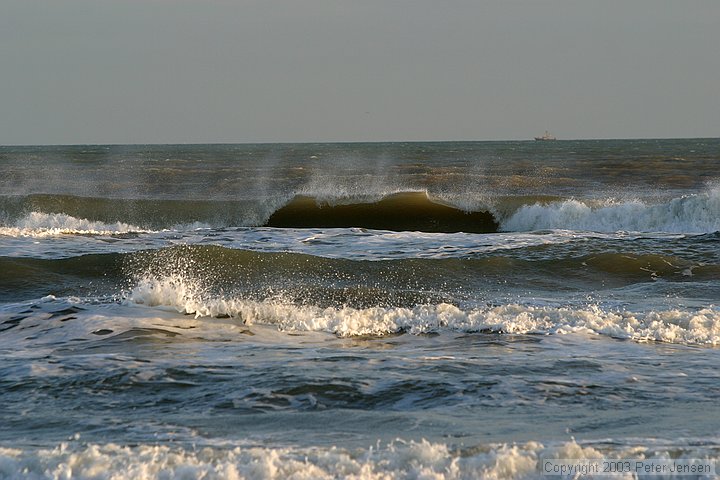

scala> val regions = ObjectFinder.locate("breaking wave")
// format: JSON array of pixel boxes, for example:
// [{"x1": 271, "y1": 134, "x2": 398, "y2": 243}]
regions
[
  {"x1": 502, "y1": 188, "x2": 720, "y2": 233},
  {"x1": 1, "y1": 188, "x2": 719, "y2": 234},
  {"x1": 0, "y1": 212, "x2": 149, "y2": 237},
  {"x1": 127, "y1": 276, "x2": 720, "y2": 345}
]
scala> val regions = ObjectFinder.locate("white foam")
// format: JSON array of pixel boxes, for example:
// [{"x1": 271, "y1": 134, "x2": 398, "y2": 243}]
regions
[
  {"x1": 0, "y1": 212, "x2": 149, "y2": 237},
  {"x1": 501, "y1": 188, "x2": 720, "y2": 233},
  {"x1": 127, "y1": 276, "x2": 720, "y2": 345},
  {"x1": 0, "y1": 438, "x2": 717, "y2": 480}
]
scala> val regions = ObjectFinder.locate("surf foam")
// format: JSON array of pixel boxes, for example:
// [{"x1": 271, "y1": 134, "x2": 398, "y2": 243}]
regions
[
  {"x1": 127, "y1": 276, "x2": 720, "y2": 345},
  {"x1": 501, "y1": 188, "x2": 720, "y2": 233},
  {"x1": 1, "y1": 437, "x2": 718, "y2": 480}
]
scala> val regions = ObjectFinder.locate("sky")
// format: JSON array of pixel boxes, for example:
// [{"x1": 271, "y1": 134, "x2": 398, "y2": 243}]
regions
[{"x1": 2, "y1": 0, "x2": 719, "y2": 144}]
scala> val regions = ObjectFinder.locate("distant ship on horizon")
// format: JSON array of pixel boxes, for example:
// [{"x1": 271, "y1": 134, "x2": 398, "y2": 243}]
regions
[{"x1": 534, "y1": 131, "x2": 557, "y2": 141}]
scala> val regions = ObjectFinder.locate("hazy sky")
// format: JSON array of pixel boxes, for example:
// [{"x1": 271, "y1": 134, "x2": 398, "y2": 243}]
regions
[{"x1": 2, "y1": 1, "x2": 719, "y2": 144}]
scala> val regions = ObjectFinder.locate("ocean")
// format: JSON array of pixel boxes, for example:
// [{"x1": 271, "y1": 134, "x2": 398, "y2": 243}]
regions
[{"x1": 0, "y1": 139, "x2": 719, "y2": 479}]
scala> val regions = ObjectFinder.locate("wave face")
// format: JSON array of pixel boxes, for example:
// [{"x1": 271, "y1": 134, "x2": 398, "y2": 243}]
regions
[
  {"x1": 4, "y1": 242, "x2": 719, "y2": 302},
  {"x1": 265, "y1": 192, "x2": 499, "y2": 233}
]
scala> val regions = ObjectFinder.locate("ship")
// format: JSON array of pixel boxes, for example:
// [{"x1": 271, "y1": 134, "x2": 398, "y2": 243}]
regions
[{"x1": 534, "y1": 131, "x2": 557, "y2": 141}]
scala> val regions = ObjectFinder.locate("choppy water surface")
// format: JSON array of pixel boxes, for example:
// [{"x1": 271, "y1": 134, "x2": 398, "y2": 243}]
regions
[{"x1": 1, "y1": 139, "x2": 719, "y2": 479}]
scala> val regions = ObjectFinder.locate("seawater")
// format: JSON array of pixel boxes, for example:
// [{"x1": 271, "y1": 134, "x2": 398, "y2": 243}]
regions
[{"x1": 0, "y1": 140, "x2": 719, "y2": 479}]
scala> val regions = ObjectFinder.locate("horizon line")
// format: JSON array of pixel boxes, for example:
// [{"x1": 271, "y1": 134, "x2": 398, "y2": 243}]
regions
[{"x1": 2, "y1": 136, "x2": 719, "y2": 148}]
